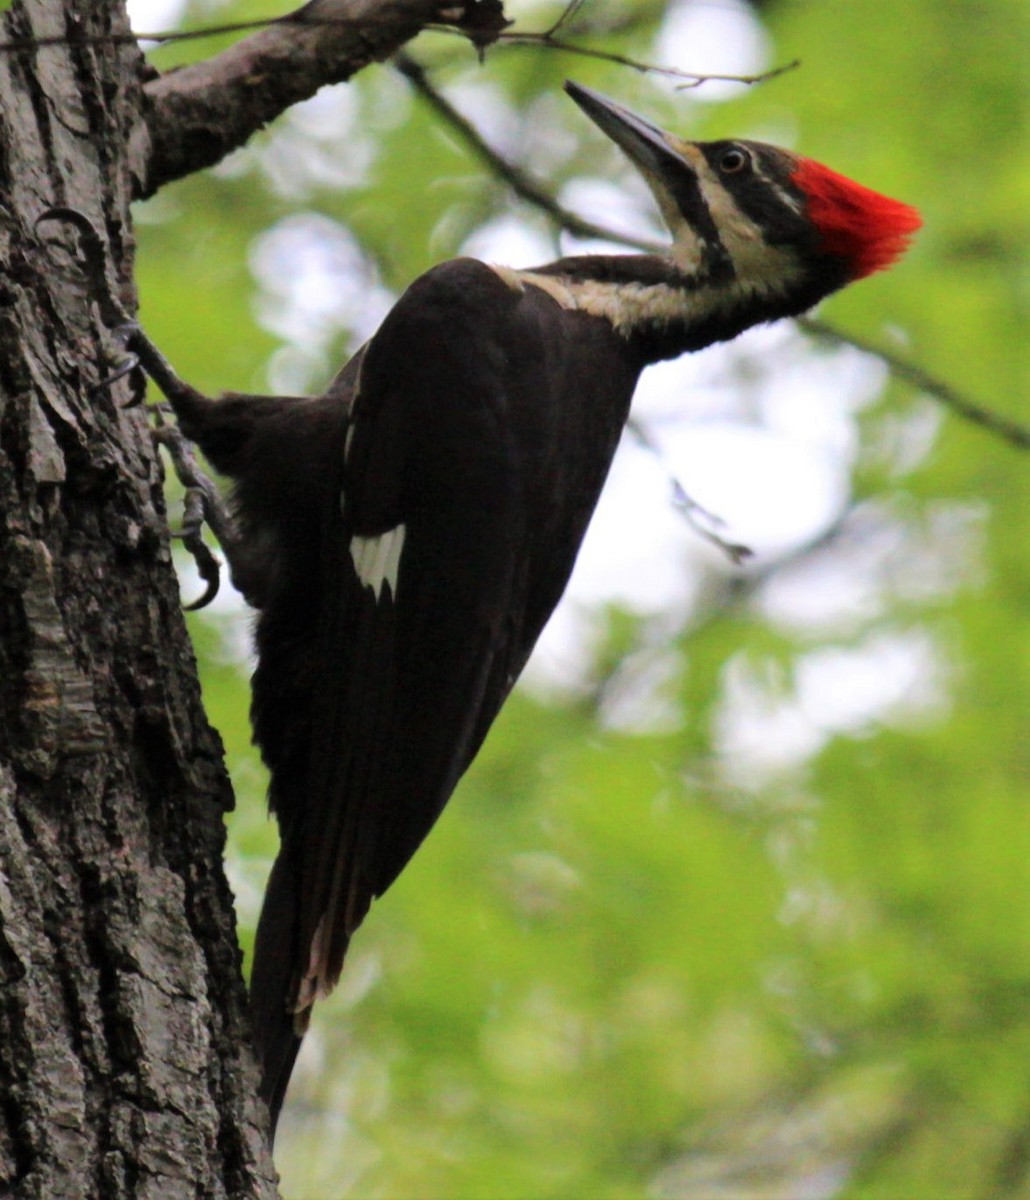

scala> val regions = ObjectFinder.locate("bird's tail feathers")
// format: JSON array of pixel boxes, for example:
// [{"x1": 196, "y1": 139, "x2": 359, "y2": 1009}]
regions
[{"x1": 250, "y1": 851, "x2": 307, "y2": 1139}]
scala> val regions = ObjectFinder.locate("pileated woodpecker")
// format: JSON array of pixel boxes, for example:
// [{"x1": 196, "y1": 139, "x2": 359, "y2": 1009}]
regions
[{"x1": 126, "y1": 82, "x2": 920, "y2": 1131}]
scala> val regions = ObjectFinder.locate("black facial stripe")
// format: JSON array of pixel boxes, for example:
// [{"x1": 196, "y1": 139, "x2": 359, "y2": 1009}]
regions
[
  {"x1": 664, "y1": 172, "x2": 735, "y2": 282},
  {"x1": 536, "y1": 255, "x2": 708, "y2": 291},
  {"x1": 698, "y1": 140, "x2": 814, "y2": 251},
  {"x1": 751, "y1": 160, "x2": 801, "y2": 213}
]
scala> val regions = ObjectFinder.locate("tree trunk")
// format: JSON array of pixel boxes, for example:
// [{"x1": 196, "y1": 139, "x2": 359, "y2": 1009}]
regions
[
  {"x1": 0, "y1": 2, "x2": 278, "y2": 1195},
  {"x1": 0, "y1": 0, "x2": 505, "y2": 1190}
]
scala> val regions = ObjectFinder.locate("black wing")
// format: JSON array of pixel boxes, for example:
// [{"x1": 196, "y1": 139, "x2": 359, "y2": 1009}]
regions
[
  {"x1": 246, "y1": 258, "x2": 642, "y2": 1126},
  {"x1": 249, "y1": 261, "x2": 534, "y2": 1120}
]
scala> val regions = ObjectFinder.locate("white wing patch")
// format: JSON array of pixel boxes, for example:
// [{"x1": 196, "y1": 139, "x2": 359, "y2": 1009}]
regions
[{"x1": 350, "y1": 524, "x2": 406, "y2": 600}]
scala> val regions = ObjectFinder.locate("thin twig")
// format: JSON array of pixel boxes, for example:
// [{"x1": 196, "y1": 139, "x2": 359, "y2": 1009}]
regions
[
  {"x1": 395, "y1": 52, "x2": 658, "y2": 249},
  {"x1": 399, "y1": 58, "x2": 1029, "y2": 453},
  {"x1": 540, "y1": 0, "x2": 588, "y2": 39},
  {"x1": 626, "y1": 419, "x2": 754, "y2": 564},
  {"x1": 0, "y1": 11, "x2": 799, "y2": 93},
  {"x1": 495, "y1": 32, "x2": 799, "y2": 90},
  {"x1": 801, "y1": 318, "x2": 1030, "y2": 451}
]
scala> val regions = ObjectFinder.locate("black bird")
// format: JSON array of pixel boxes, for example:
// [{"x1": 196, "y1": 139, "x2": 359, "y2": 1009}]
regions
[{"x1": 128, "y1": 81, "x2": 920, "y2": 1132}]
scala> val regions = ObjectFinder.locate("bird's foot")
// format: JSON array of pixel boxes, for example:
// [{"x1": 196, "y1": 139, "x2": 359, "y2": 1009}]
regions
[{"x1": 151, "y1": 414, "x2": 239, "y2": 610}]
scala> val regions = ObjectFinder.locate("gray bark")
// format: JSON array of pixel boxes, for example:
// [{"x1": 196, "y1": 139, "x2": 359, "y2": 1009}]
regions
[
  {"x1": 0, "y1": 0, "x2": 508, "y2": 1192},
  {"x1": 0, "y1": 2, "x2": 277, "y2": 1196}
]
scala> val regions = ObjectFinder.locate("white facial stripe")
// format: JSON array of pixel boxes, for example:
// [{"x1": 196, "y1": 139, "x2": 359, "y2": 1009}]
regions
[
  {"x1": 663, "y1": 214, "x2": 706, "y2": 275},
  {"x1": 350, "y1": 524, "x2": 406, "y2": 600},
  {"x1": 690, "y1": 158, "x2": 803, "y2": 294},
  {"x1": 656, "y1": 146, "x2": 710, "y2": 274},
  {"x1": 752, "y1": 159, "x2": 804, "y2": 216}
]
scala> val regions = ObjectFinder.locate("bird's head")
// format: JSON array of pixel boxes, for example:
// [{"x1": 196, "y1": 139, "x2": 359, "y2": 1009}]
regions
[{"x1": 565, "y1": 82, "x2": 921, "y2": 305}]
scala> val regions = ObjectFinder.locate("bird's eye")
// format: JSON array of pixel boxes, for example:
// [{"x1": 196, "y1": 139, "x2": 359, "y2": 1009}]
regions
[{"x1": 718, "y1": 147, "x2": 751, "y2": 175}]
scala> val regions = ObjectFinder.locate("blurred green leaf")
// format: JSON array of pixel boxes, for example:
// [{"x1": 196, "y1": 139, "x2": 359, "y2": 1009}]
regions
[{"x1": 135, "y1": 0, "x2": 1030, "y2": 1194}]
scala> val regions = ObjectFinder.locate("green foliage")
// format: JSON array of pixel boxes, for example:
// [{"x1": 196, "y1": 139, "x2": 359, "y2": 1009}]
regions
[{"x1": 136, "y1": 0, "x2": 1029, "y2": 1194}]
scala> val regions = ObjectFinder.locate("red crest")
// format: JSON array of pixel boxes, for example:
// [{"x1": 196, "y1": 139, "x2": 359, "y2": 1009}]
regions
[{"x1": 792, "y1": 157, "x2": 922, "y2": 279}]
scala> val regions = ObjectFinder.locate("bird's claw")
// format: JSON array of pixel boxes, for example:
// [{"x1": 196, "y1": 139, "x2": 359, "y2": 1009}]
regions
[
  {"x1": 92, "y1": 350, "x2": 141, "y2": 400},
  {"x1": 152, "y1": 422, "x2": 230, "y2": 609},
  {"x1": 169, "y1": 486, "x2": 223, "y2": 611}
]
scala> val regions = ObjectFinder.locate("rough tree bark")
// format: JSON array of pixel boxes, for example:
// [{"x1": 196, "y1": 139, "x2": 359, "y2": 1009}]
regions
[
  {"x1": 0, "y1": 0, "x2": 504, "y2": 1195},
  {"x1": 0, "y1": 2, "x2": 278, "y2": 1196}
]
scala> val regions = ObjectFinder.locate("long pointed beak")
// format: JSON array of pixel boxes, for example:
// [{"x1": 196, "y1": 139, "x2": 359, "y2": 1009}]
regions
[
  {"x1": 564, "y1": 81, "x2": 728, "y2": 278},
  {"x1": 564, "y1": 82, "x2": 692, "y2": 179}
]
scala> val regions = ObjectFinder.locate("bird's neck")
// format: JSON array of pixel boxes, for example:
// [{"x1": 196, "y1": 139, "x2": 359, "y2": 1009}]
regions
[{"x1": 513, "y1": 253, "x2": 814, "y2": 364}]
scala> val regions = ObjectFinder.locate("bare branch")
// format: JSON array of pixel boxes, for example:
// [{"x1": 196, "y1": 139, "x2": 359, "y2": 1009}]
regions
[
  {"x1": 1, "y1": 6, "x2": 794, "y2": 92},
  {"x1": 138, "y1": 0, "x2": 509, "y2": 197},
  {"x1": 800, "y1": 319, "x2": 1030, "y2": 451},
  {"x1": 394, "y1": 52, "x2": 658, "y2": 249},
  {"x1": 400, "y1": 59, "x2": 1029, "y2": 453},
  {"x1": 4, "y1": 0, "x2": 787, "y2": 198},
  {"x1": 0, "y1": 3, "x2": 506, "y2": 54}
]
